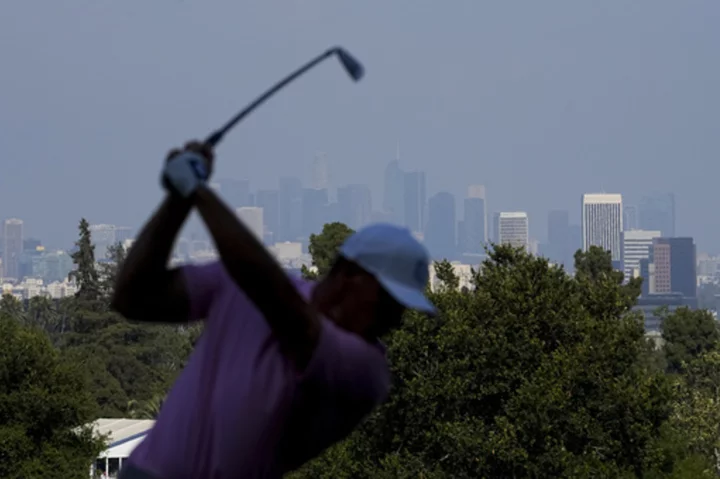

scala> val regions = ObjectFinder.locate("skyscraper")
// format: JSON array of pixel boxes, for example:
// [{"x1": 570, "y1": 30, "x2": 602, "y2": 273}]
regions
[
  {"x1": 236, "y1": 207, "x2": 264, "y2": 242},
  {"x1": 217, "y1": 179, "x2": 252, "y2": 208},
  {"x1": 301, "y1": 188, "x2": 329, "y2": 238},
  {"x1": 337, "y1": 184, "x2": 372, "y2": 230},
  {"x1": 623, "y1": 205, "x2": 638, "y2": 231},
  {"x1": 383, "y1": 160, "x2": 404, "y2": 224},
  {"x1": 278, "y1": 177, "x2": 303, "y2": 242},
  {"x1": 582, "y1": 193, "x2": 623, "y2": 261},
  {"x1": 621, "y1": 229, "x2": 661, "y2": 280},
  {"x1": 547, "y1": 210, "x2": 570, "y2": 267},
  {"x1": 426, "y1": 192, "x2": 456, "y2": 260},
  {"x1": 311, "y1": 152, "x2": 329, "y2": 190},
  {"x1": 403, "y1": 171, "x2": 426, "y2": 234},
  {"x1": 651, "y1": 237, "x2": 696, "y2": 297},
  {"x1": 2, "y1": 218, "x2": 23, "y2": 280},
  {"x1": 462, "y1": 185, "x2": 487, "y2": 254},
  {"x1": 639, "y1": 193, "x2": 675, "y2": 237},
  {"x1": 255, "y1": 189, "x2": 279, "y2": 244},
  {"x1": 497, "y1": 212, "x2": 529, "y2": 251}
]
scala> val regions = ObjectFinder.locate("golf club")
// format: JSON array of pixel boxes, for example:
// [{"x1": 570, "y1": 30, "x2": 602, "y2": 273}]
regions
[{"x1": 204, "y1": 46, "x2": 364, "y2": 148}]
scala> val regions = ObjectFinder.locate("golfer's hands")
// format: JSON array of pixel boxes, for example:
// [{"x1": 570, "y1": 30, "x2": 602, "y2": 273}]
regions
[{"x1": 162, "y1": 141, "x2": 215, "y2": 198}]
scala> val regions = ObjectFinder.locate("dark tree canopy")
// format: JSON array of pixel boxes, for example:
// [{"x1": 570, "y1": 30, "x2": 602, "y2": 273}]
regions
[
  {"x1": 0, "y1": 312, "x2": 104, "y2": 478},
  {"x1": 302, "y1": 222, "x2": 355, "y2": 279}
]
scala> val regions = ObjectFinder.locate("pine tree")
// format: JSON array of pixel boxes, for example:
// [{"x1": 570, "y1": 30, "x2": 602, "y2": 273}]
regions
[{"x1": 68, "y1": 218, "x2": 100, "y2": 301}]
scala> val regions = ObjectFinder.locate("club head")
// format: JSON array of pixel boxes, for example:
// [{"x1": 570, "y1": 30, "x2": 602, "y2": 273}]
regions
[{"x1": 335, "y1": 48, "x2": 364, "y2": 82}]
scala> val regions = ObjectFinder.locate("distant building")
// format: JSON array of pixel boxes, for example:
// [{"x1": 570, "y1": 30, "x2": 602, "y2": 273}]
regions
[
  {"x1": 621, "y1": 229, "x2": 661, "y2": 280},
  {"x1": 462, "y1": 185, "x2": 487, "y2": 254},
  {"x1": 255, "y1": 189, "x2": 279, "y2": 244},
  {"x1": 582, "y1": 193, "x2": 623, "y2": 261},
  {"x1": 426, "y1": 192, "x2": 457, "y2": 260},
  {"x1": 235, "y1": 207, "x2": 264, "y2": 242},
  {"x1": 623, "y1": 205, "x2": 638, "y2": 231},
  {"x1": 383, "y1": 160, "x2": 405, "y2": 225},
  {"x1": 639, "y1": 193, "x2": 675, "y2": 238},
  {"x1": 547, "y1": 210, "x2": 570, "y2": 268},
  {"x1": 652, "y1": 237, "x2": 697, "y2": 298},
  {"x1": 403, "y1": 171, "x2": 426, "y2": 234},
  {"x1": 337, "y1": 184, "x2": 372, "y2": 230},
  {"x1": 497, "y1": 212, "x2": 529, "y2": 251},
  {"x1": 2, "y1": 218, "x2": 24, "y2": 280}
]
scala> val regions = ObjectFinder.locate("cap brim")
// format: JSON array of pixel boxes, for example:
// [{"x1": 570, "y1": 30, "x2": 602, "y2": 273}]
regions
[{"x1": 378, "y1": 277, "x2": 437, "y2": 317}]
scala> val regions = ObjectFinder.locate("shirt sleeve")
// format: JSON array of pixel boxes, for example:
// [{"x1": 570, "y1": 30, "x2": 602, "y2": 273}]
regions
[
  {"x1": 180, "y1": 261, "x2": 226, "y2": 321},
  {"x1": 301, "y1": 319, "x2": 391, "y2": 409}
]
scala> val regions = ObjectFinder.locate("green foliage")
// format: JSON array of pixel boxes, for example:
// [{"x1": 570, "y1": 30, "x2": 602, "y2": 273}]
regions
[
  {"x1": 301, "y1": 222, "x2": 355, "y2": 279},
  {"x1": 293, "y1": 244, "x2": 684, "y2": 478},
  {"x1": 433, "y1": 260, "x2": 459, "y2": 291},
  {"x1": 0, "y1": 312, "x2": 104, "y2": 478},
  {"x1": 99, "y1": 242, "x2": 127, "y2": 298},
  {"x1": 662, "y1": 308, "x2": 719, "y2": 374}
]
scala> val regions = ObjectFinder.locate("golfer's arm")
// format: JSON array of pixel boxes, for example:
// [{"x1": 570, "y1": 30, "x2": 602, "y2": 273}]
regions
[
  {"x1": 111, "y1": 195, "x2": 193, "y2": 322},
  {"x1": 194, "y1": 185, "x2": 320, "y2": 368}
]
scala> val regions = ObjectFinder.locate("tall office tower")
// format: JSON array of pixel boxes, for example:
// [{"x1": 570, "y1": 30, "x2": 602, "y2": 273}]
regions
[
  {"x1": 88, "y1": 224, "x2": 119, "y2": 260},
  {"x1": 426, "y1": 192, "x2": 457, "y2": 260},
  {"x1": 403, "y1": 171, "x2": 426, "y2": 234},
  {"x1": 547, "y1": 210, "x2": 570, "y2": 267},
  {"x1": 301, "y1": 188, "x2": 329, "y2": 238},
  {"x1": 278, "y1": 177, "x2": 303, "y2": 242},
  {"x1": 2, "y1": 218, "x2": 24, "y2": 280},
  {"x1": 623, "y1": 205, "x2": 638, "y2": 231},
  {"x1": 462, "y1": 185, "x2": 487, "y2": 254},
  {"x1": 311, "y1": 152, "x2": 329, "y2": 190},
  {"x1": 621, "y1": 229, "x2": 661, "y2": 280},
  {"x1": 497, "y1": 212, "x2": 529, "y2": 251},
  {"x1": 255, "y1": 189, "x2": 279, "y2": 244},
  {"x1": 582, "y1": 193, "x2": 623, "y2": 261},
  {"x1": 217, "y1": 179, "x2": 252, "y2": 208},
  {"x1": 492, "y1": 212, "x2": 500, "y2": 244},
  {"x1": 651, "y1": 237, "x2": 696, "y2": 297},
  {"x1": 383, "y1": 160, "x2": 405, "y2": 224},
  {"x1": 337, "y1": 184, "x2": 372, "y2": 230},
  {"x1": 236, "y1": 207, "x2": 264, "y2": 242},
  {"x1": 639, "y1": 193, "x2": 675, "y2": 238}
]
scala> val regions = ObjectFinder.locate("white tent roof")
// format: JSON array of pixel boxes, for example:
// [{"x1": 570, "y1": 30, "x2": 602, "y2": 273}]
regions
[{"x1": 89, "y1": 418, "x2": 155, "y2": 447}]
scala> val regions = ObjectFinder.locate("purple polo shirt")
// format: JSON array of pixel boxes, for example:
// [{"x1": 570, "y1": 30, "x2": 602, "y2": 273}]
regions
[{"x1": 126, "y1": 261, "x2": 390, "y2": 478}]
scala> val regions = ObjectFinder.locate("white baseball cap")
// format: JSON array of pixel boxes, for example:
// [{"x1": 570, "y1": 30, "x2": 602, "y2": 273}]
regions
[{"x1": 339, "y1": 223, "x2": 437, "y2": 316}]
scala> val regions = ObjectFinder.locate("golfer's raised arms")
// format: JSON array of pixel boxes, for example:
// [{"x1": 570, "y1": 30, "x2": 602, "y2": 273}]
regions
[
  {"x1": 193, "y1": 184, "x2": 321, "y2": 370},
  {"x1": 111, "y1": 195, "x2": 194, "y2": 323}
]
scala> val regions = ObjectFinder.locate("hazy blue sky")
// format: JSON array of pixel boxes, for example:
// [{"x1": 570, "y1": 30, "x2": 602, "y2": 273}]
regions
[{"x1": 1, "y1": 1, "x2": 718, "y2": 250}]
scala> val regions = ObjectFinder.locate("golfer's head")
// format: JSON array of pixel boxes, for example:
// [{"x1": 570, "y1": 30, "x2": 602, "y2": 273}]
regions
[{"x1": 317, "y1": 223, "x2": 436, "y2": 338}]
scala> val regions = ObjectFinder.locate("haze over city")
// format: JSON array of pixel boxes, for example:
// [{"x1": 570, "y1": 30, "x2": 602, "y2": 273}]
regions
[{"x1": 1, "y1": 0, "x2": 718, "y2": 252}]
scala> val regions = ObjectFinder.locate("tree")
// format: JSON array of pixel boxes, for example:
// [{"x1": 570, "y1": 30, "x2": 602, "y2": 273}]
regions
[
  {"x1": 69, "y1": 218, "x2": 101, "y2": 302},
  {"x1": 292, "y1": 244, "x2": 687, "y2": 478},
  {"x1": 662, "y1": 308, "x2": 719, "y2": 374},
  {"x1": 301, "y1": 222, "x2": 354, "y2": 280},
  {"x1": 99, "y1": 242, "x2": 127, "y2": 298},
  {"x1": 670, "y1": 350, "x2": 720, "y2": 475},
  {"x1": 433, "y1": 260, "x2": 459, "y2": 291},
  {"x1": 0, "y1": 312, "x2": 104, "y2": 478}
]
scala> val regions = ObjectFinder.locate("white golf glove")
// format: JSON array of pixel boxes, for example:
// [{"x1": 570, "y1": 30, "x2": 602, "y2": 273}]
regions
[{"x1": 162, "y1": 150, "x2": 210, "y2": 198}]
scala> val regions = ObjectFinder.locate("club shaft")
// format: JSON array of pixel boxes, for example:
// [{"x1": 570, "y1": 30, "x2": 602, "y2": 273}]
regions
[{"x1": 205, "y1": 48, "x2": 337, "y2": 147}]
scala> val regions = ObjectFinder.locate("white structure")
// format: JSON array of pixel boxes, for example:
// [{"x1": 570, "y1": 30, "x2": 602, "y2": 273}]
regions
[
  {"x1": 236, "y1": 207, "x2": 264, "y2": 242},
  {"x1": 88, "y1": 418, "x2": 155, "y2": 478},
  {"x1": 497, "y1": 212, "x2": 529, "y2": 251},
  {"x1": 582, "y1": 193, "x2": 623, "y2": 261},
  {"x1": 89, "y1": 224, "x2": 133, "y2": 260},
  {"x1": 271, "y1": 241, "x2": 303, "y2": 260},
  {"x1": 622, "y1": 229, "x2": 661, "y2": 280},
  {"x1": 429, "y1": 261, "x2": 475, "y2": 291}
]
